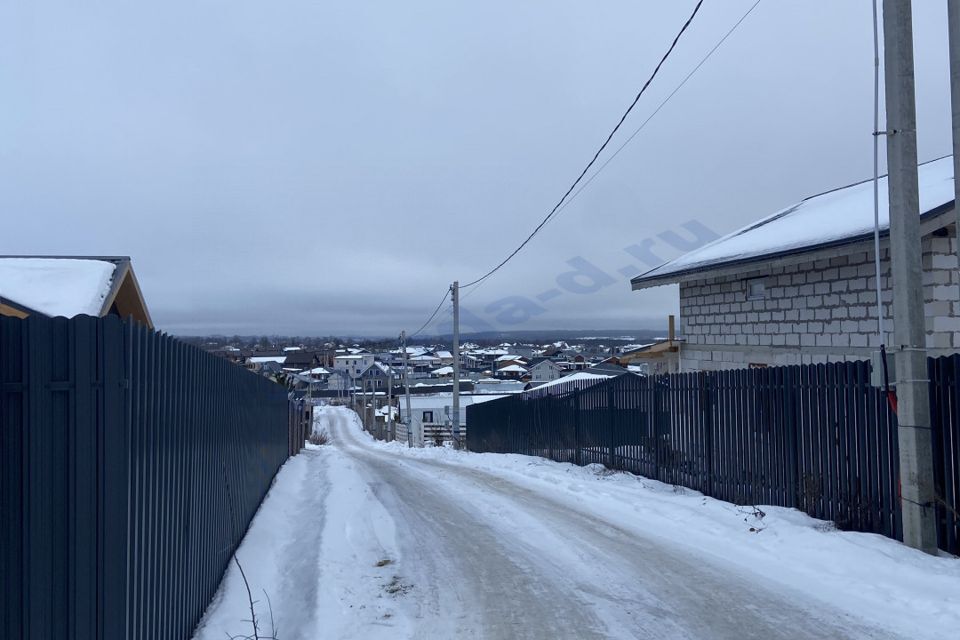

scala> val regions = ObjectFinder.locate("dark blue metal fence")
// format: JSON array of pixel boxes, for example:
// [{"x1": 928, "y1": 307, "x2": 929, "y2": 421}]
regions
[
  {"x1": 467, "y1": 359, "x2": 960, "y2": 554},
  {"x1": 1, "y1": 315, "x2": 293, "y2": 639}
]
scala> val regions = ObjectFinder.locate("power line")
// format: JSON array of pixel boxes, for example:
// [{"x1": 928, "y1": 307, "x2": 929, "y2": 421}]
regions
[
  {"x1": 461, "y1": 0, "x2": 761, "y2": 305},
  {"x1": 409, "y1": 289, "x2": 450, "y2": 338},
  {"x1": 461, "y1": 0, "x2": 706, "y2": 289},
  {"x1": 547, "y1": 0, "x2": 762, "y2": 226}
]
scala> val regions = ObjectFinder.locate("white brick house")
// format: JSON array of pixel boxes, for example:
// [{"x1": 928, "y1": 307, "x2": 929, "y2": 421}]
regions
[
  {"x1": 528, "y1": 358, "x2": 563, "y2": 386},
  {"x1": 631, "y1": 156, "x2": 959, "y2": 371}
]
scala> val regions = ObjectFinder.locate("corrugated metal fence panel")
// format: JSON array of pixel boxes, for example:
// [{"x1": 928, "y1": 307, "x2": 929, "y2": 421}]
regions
[
  {"x1": 467, "y1": 360, "x2": 959, "y2": 554},
  {"x1": 1, "y1": 312, "x2": 24, "y2": 636},
  {"x1": 0, "y1": 315, "x2": 292, "y2": 640},
  {"x1": 929, "y1": 355, "x2": 960, "y2": 555}
]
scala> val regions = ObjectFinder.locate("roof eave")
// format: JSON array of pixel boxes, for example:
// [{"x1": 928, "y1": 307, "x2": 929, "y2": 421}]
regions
[{"x1": 630, "y1": 201, "x2": 956, "y2": 290}]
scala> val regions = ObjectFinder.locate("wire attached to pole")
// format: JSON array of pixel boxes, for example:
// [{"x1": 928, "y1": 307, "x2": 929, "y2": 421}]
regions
[
  {"x1": 545, "y1": 0, "x2": 763, "y2": 232},
  {"x1": 409, "y1": 289, "x2": 451, "y2": 339},
  {"x1": 872, "y1": 0, "x2": 895, "y2": 413},
  {"x1": 458, "y1": 0, "x2": 762, "y2": 309},
  {"x1": 461, "y1": 0, "x2": 707, "y2": 290}
]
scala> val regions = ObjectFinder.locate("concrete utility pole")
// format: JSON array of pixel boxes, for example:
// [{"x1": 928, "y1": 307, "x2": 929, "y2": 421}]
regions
[
  {"x1": 882, "y1": 0, "x2": 938, "y2": 553},
  {"x1": 369, "y1": 379, "x2": 377, "y2": 437},
  {"x1": 949, "y1": 0, "x2": 960, "y2": 284},
  {"x1": 361, "y1": 377, "x2": 368, "y2": 431},
  {"x1": 451, "y1": 281, "x2": 461, "y2": 448},
  {"x1": 387, "y1": 360, "x2": 394, "y2": 441},
  {"x1": 401, "y1": 330, "x2": 413, "y2": 447}
]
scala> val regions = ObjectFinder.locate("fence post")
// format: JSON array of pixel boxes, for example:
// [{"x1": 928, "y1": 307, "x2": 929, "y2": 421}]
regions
[
  {"x1": 101, "y1": 317, "x2": 129, "y2": 640},
  {"x1": 703, "y1": 372, "x2": 715, "y2": 497},
  {"x1": 785, "y1": 366, "x2": 799, "y2": 508},
  {"x1": 652, "y1": 377, "x2": 660, "y2": 482}
]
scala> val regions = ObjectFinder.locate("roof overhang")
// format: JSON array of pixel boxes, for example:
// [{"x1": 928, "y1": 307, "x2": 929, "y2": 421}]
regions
[
  {"x1": 631, "y1": 202, "x2": 956, "y2": 290},
  {"x1": 102, "y1": 260, "x2": 153, "y2": 328}
]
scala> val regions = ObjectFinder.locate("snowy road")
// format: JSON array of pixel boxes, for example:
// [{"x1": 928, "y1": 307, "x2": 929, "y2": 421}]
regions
[{"x1": 194, "y1": 406, "x2": 960, "y2": 639}]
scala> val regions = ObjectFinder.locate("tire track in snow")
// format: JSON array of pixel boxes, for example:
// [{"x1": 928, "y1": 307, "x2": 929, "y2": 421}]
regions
[
  {"x1": 328, "y1": 406, "x2": 896, "y2": 640},
  {"x1": 325, "y1": 406, "x2": 611, "y2": 639}
]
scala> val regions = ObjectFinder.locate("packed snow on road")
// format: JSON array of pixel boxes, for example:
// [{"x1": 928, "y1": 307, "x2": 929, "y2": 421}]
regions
[{"x1": 193, "y1": 405, "x2": 960, "y2": 639}]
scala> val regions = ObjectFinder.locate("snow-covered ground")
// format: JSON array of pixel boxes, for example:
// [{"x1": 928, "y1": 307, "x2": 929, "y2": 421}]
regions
[{"x1": 193, "y1": 406, "x2": 960, "y2": 639}]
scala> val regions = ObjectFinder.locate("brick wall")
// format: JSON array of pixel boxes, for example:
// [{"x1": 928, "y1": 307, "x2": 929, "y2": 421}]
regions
[{"x1": 678, "y1": 233, "x2": 960, "y2": 371}]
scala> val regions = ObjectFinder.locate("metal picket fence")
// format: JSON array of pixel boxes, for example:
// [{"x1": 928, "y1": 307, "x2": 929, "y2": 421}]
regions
[
  {"x1": 1, "y1": 315, "x2": 293, "y2": 639},
  {"x1": 467, "y1": 358, "x2": 960, "y2": 554}
]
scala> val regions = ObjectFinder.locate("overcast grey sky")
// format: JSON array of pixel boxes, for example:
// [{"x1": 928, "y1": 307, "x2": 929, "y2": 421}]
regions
[{"x1": 1, "y1": 1, "x2": 954, "y2": 336}]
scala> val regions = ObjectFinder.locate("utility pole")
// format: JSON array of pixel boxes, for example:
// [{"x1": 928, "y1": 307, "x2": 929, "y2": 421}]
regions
[
  {"x1": 387, "y1": 359, "x2": 394, "y2": 441},
  {"x1": 451, "y1": 281, "x2": 461, "y2": 448},
  {"x1": 882, "y1": 0, "x2": 938, "y2": 553},
  {"x1": 369, "y1": 378, "x2": 376, "y2": 437},
  {"x1": 401, "y1": 330, "x2": 413, "y2": 447},
  {"x1": 361, "y1": 376, "x2": 367, "y2": 431},
  {"x1": 368, "y1": 378, "x2": 375, "y2": 436},
  {"x1": 949, "y1": 0, "x2": 960, "y2": 284}
]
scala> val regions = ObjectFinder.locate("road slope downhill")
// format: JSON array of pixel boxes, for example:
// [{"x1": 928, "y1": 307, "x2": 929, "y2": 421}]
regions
[{"x1": 194, "y1": 405, "x2": 959, "y2": 639}]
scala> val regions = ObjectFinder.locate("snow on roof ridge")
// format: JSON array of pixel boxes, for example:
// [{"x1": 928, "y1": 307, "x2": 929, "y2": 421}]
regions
[
  {"x1": 526, "y1": 371, "x2": 613, "y2": 393},
  {"x1": 633, "y1": 155, "x2": 955, "y2": 285}
]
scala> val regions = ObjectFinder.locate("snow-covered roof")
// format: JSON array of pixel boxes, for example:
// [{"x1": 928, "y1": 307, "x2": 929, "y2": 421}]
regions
[
  {"x1": 469, "y1": 348, "x2": 508, "y2": 356},
  {"x1": 620, "y1": 343, "x2": 654, "y2": 353},
  {"x1": 0, "y1": 257, "x2": 118, "y2": 318},
  {"x1": 250, "y1": 356, "x2": 287, "y2": 364},
  {"x1": 283, "y1": 346, "x2": 302, "y2": 352},
  {"x1": 400, "y1": 394, "x2": 512, "y2": 410},
  {"x1": 495, "y1": 354, "x2": 521, "y2": 362},
  {"x1": 632, "y1": 156, "x2": 956, "y2": 288},
  {"x1": 300, "y1": 367, "x2": 330, "y2": 375},
  {"x1": 431, "y1": 366, "x2": 454, "y2": 376},
  {"x1": 526, "y1": 371, "x2": 613, "y2": 393},
  {"x1": 355, "y1": 361, "x2": 393, "y2": 378},
  {"x1": 498, "y1": 364, "x2": 527, "y2": 373}
]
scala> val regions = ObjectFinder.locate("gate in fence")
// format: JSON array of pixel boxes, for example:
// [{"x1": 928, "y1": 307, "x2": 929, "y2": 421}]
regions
[
  {"x1": 1, "y1": 315, "x2": 294, "y2": 639},
  {"x1": 467, "y1": 358, "x2": 960, "y2": 554}
]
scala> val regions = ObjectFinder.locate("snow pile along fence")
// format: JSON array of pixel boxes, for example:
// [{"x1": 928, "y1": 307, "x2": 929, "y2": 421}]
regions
[
  {"x1": 467, "y1": 360, "x2": 960, "y2": 554},
  {"x1": 0, "y1": 315, "x2": 293, "y2": 639}
]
